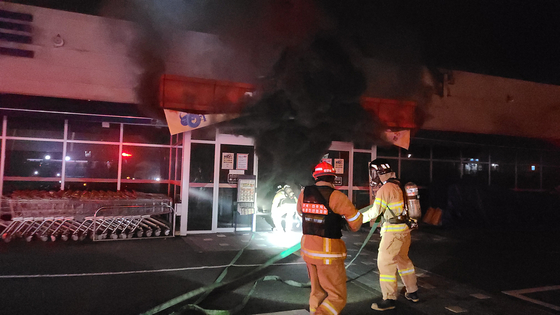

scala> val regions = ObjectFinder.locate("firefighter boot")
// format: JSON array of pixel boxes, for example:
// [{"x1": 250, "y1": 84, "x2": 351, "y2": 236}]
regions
[{"x1": 405, "y1": 291, "x2": 419, "y2": 303}]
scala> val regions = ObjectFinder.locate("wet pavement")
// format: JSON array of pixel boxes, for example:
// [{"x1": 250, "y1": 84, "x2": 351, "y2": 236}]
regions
[{"x1": 0, "y1": 223, "x2": 559, "y2": 315}]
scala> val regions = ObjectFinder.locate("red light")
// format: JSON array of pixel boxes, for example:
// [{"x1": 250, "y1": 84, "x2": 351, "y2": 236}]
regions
[{"x1": 122, "y1": 152, "x2": 132, "y2": 157}]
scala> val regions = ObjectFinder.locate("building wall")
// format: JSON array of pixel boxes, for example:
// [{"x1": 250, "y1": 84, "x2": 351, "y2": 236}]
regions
[
  {"x1": 2, "y1": 2, "x2": 560, "y2": 141},
  {"x1": 0, "y1": 2, "x2": 264, "y2": 105},
  {"x1": 424, "y1": 71, "x2": 560, "y2": 140}
]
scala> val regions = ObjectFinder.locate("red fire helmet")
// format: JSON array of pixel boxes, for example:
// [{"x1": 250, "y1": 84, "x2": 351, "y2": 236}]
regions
[{"x1": 313, "y1": 161, "x2": 335, "y2": 179}]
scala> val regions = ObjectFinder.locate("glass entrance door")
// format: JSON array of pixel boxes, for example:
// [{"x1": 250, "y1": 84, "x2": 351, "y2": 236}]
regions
[
  {"x1": 216, "y1": 141, "x2": 255, "y2": 231},
  {"x1": 181, "y1": 130, "x2": 256, "y2": 234}
]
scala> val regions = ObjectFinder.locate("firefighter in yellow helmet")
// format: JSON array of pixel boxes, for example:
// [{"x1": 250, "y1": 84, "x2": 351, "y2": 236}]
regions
[
  {"x1": 297, "y1": 161, "x2": 363, "y2": 315},
  {"x1": 361, "y1": 158, "x2": 419, "y2": 311}
]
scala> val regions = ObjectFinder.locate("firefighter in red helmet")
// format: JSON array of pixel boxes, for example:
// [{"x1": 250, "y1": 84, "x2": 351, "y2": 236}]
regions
[
  {"x1": 361, "y1": 158, "x2": 419, "y2": 311},
  {"x1": 297, "y1": 161, "x2": 363, "y2": 314}
]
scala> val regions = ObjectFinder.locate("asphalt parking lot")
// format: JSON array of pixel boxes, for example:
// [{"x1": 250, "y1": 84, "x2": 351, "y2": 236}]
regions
[{"x1": 0, "y1": 223, "x2": 559, "y2": 315}]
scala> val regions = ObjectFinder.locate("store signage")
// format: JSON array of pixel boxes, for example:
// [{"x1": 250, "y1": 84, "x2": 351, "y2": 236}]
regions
[
  {"x1": 384, "y1": 129, "x2": 411, "y2": 150},
  {"x1": 164, "y1": 109, "x2": 239, "y2": 135}
]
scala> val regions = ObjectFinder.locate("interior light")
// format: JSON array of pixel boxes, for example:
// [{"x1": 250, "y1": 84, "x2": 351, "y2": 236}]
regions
[
  {"x1": 531, "y1": 165, "x2": 536, "y2": 171},
  {"x1": 33, "y1": 171, "x2": 38, "y2": 175},
  {"x1": 65, "y1": 156, "x2": 71, "y2": 161},
  {"x1": 44, "y1": 155, "x2": 51, "y2": 160},
  {"x1": 407, "y1": 154, "x2": 412, "y2": 158},
  {"x1": 122, "y1": 152, "x2": 132, "y2": 157},
  {"x1": 56, "y1": 173, "x2": 61, "y2": 177}
]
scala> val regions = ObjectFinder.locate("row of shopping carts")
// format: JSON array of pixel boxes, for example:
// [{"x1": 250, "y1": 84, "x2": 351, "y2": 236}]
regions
[{"x1": 0, "y1": 191, "x2": 175, "y2": 243}]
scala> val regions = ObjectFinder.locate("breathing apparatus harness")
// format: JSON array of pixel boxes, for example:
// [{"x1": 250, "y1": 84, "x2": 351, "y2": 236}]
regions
[
  {"x1": 383, "y1": 178, "x2": 418, "y2": 230},
  {"x1": 301, "y1": 185, "x2": 344, "y2": 239}
]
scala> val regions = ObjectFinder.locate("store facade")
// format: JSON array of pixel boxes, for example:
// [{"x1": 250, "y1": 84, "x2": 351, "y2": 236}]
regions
[{"x1": 1, "y1": 3, "x2": 560, "y2": 237}]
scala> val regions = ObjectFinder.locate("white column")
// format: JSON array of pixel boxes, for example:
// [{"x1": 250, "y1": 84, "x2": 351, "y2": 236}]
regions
[{"x1": 179, "y1": 131, "x2": 192, "y2": 236}]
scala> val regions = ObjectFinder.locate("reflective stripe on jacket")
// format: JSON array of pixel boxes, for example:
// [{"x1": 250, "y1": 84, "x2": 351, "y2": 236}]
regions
[{"x1": 362, "y1": 180, "x2": 405, "y2": 226}]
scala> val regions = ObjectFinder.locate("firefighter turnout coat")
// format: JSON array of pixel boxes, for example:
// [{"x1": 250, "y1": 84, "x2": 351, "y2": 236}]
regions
[
  {"x1": 297, "y1": 181, "x2": 363, "y2": 315},
  {"x1": 361, "y1": 178, "x2": 418, "y2": 300}
]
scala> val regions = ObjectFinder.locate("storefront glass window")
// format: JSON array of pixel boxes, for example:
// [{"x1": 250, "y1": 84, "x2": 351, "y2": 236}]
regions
[
  {"x1": 68, "y1": 121, "x2": 120, "y2": 142},
  {"x1": 517, "y1": 165, "x2": 540, "y2": 189},
  {"x1": 191, "y1": 127, "x2": 216, "y2": 141},
  {"x1": 187, "y1": 187, "x2": 213, "y2": 230},
  {"x1": 353, "y1": 152, "x2": 372, "y2": 187},
  {"x1": 542, "y1": 150, "x2": 560, "y2": 166},
  {"x1": 3, "y1": 181, "x2": 61, "y2": 194},
  {"x1": 120, "y1": 183, "x2": 169, "y2": 194},
  {"x1": 517, "y1": 149, "x2": 541, "y2": 165},
  {"x1": 377, "y1": 145, "x2": 399, "y2": 157},
  {"x1": 219, "y1": 145, "x2": 254, "y2": 183},
  {"x1": 5, "y1": 140, "x2": 63, "y2": 177},
  {"x1": 462, "y1": 162, "x2": 489, "y2": 185},
  {"x1": 172, "y1": 133, "x2": 183, "y2": 146},
  {"x1": 542, "y1": 166, "x2": 560, "y2": 190},
  {"x1": 170, "y1": 147, "x2": 177, "y2": 181},
  {"x1": 326, "y1": 150, "x2": 349, "y2": 186},
  {"x1": 403, "y1": 142, "x2": 430, "y2": 159},
  {"x1": 400, "y1": 160, "x2": 430, "y2": 187},
  {"x1": 7, "y1": 116, "x2": 64, "y2": 139},
  {"x1": 123, "y1": 124, "x2": 170, "y2": 145},
  {"x1": 490, "y1": 147, "x2": 516, "y2": 164},
  {"x1": 218, "y1": 188, "x2": 236, "y2": 228},
  {"x1": 65, "y1": 143, "x2": 119, "y2": 179},
  {"x1": 461, "y1": 145, "x2": 489, "y2": 162},
  {"x1": 433, "y1": 144, "x2": 461, "y2": 160},
  {"x1": 121, "y1": 146, "x2": 170, "y2": 180},
  {"x1": 353, "y1": 190, "x2": 371, "y2": 209},
  {"x1": 490, "y1": 164, "x2": 515, "y2": 188},
  {"x1": 190, "y1": 143, "x2": 214, "y2": 183},
  {"x1": 432, "y1": 162, "x2": 461, "y2": 184},
  {"x1": 65, "y1": 182, "x2": 117, "y2": 191}
]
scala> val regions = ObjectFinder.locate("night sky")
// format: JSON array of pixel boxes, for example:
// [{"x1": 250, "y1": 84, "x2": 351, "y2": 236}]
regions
[{"x1": 5, "y1": 0, "x2": 560, "y2": 86}]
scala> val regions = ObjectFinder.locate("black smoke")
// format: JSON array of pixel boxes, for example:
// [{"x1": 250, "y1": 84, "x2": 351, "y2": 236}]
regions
[
  {"x1": 101, "y1": 0, "x2": 433, "y2": 198},
  {"x1": 221, "y1": 33, "x2": 386, "y2": 190}
]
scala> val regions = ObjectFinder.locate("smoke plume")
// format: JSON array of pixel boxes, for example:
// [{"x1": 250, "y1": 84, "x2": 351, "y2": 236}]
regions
[{"x1": 102, "y1": 0, "x2": 434, "y2": 198}]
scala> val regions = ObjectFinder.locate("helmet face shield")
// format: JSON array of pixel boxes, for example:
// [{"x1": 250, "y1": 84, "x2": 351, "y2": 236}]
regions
[
  {"x1": 369, "y1": 159, "x2": 393, "y2": 186},
  {"x1": 283, "y1": 185, "x2": 295, "y2": 199},
  {"x1": 370, "y1": 167, "x2": 381, "y2": 186}
]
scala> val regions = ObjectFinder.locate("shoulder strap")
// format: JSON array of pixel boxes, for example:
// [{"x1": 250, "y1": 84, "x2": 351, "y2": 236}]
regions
[{"x1": 308, "y1": 185, "x2": 334, "y2": 213}]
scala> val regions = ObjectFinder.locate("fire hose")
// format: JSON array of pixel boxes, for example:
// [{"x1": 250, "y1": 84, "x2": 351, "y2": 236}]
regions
[{"x1": 141, "y1": 218, "x2": 381, "y2": 315}]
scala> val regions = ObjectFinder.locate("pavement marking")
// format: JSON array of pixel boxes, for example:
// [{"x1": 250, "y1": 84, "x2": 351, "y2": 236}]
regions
[
  {"x1": 217, "y1": 234, "x2": 226, "y2": 237},
  {"x1": 419, "y1": 282, "x2": 435, "y2": 289},
  {"x1": 0, "y1": 261, "x2": 307, "y2": 279},
  {"x1": 445, "y1": 305, "x2": 468, "y2": 313},
  {"x1": 470, "y1": 293, "x2": 490, "y2": 299},
  {"x1": 219, "y1": 243, "x2": 230, "y2": 247},
  {"x1": 255, "y1": 310, "x2": 309, "y2": 315},
  {"x1": 502, "y1": 285, "x2": 560, "y2": 311}
]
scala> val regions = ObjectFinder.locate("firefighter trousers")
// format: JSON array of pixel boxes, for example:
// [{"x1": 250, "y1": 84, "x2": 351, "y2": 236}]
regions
[
  {"x1": 306, "y1": 261, "x2": 347, "y2": 315},
  {"x1": 377, "y1": 230, "x2": 418, "y2": 300}
]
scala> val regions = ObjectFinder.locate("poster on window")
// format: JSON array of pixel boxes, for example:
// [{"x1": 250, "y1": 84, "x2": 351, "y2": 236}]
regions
[
  {"x1": 334, "y1": 159, "x2": 344, "y2": 174},
  {"x1": 222, "y1": 152, "x2": 234, "y2": 169},
  {"x1": 236, "y1": 153, "x2": 249, "y2": 170}
]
